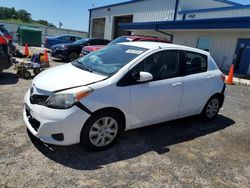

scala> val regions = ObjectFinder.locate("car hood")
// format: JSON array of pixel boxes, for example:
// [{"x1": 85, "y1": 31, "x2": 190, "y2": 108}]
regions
[{"x1": 33, "y1": 63, "x2": 107, "y2": 92}]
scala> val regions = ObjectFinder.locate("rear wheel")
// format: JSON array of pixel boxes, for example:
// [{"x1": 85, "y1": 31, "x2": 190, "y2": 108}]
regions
[
  {"x1": 202, "y1": 96, "x2": 220, "y2": 120},
  {"x1": 68, "y1": 52, "x2": 79, "y2": 62},
  {"x1": 33, "y1": 68, "x2": 41, "y2": 75},
  {"x1": 80, "y1": 111, "x2": 124, "y2": 150}
]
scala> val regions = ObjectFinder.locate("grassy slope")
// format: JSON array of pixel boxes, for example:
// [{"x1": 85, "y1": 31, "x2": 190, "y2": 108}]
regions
[{"x1": 0, "y1": 19, "x2": 46, "y2": 27}]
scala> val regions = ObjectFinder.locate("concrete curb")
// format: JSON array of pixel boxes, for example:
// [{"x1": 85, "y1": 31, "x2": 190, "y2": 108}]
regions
[{"x1": 226, "y1": 76, "x2": 250, "y2": 87}]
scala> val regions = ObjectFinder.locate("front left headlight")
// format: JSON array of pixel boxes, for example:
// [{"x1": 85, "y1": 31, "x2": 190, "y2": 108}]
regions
[
  {"x1": 46, "y1": 86, "x2": 93, "y2": 109},
  {"x1": 61, "y1": 45, "x2": 68, "y2": 50}
]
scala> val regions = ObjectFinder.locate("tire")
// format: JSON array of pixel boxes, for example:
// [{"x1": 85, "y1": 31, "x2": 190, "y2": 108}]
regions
[
  {"x1": 23, "y1": 70, "x2": 31, "y2": 79},
  {"x1": 33, "y1": 68, "x2": 41, "y2": 75},
  {"x1": 68, "y1": 52, "x2": 79, "y2": 62},
  {"x1": 80, "y1": 111, "x2": 124, "y2": 151},
  {"x1": 16, "y1": 70, "x2": 22, "y2": 77},
  {"x1": 201, "y1": 96, "x2": 221, "y2": 120}
]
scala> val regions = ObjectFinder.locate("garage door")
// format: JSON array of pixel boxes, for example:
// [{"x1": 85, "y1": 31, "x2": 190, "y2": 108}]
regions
[{"x1": 91, "y1": 18, "x2": 105, "y2": 39}]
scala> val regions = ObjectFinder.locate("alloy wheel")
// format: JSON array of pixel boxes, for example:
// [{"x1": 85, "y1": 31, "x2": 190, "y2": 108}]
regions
[
  {"x1": 206, "y1": 98, "x2": 219, "y2": 119},
  {"x1": 89, "y1": 117, "x2": 118, "y2": 147}
]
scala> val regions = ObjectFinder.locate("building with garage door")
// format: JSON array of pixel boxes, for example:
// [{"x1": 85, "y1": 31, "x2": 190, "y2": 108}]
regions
[{"x1": 89, "y1": 0, "x2": 250, "y2": 75}]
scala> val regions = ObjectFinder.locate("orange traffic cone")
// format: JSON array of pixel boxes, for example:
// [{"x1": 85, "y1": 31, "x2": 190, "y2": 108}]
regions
[
  {"x1": 44, "y1": 49, "x2": 49, "y2": 63},
  {"x1": 24, "y1": 43, "x2": 29, "y2": 57},
  {"x1": 225, "y1": 64, "x2": 234, "y2": 85}
]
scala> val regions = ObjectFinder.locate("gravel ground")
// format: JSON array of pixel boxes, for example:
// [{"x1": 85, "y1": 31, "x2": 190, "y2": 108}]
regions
[{"x1": 0, "y1": 56, "x2": 250, "y2": 188}]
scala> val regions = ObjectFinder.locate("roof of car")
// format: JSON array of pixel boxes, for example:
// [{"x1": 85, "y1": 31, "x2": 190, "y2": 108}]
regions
[
  {"x1": 119, "y1": 41, "x2": 210, "y2": 55},
  {"x1": 56, "y1": 34, "x2": 83, "y2": 38}
]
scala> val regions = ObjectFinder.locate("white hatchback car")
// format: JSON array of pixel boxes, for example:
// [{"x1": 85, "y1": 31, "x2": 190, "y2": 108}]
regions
[{"x1": 24, "y1": 42, "x2": 225, "y2": 150}]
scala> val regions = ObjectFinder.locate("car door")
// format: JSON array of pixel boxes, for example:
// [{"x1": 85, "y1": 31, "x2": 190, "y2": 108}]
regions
[
  {"x1": 120, "y1": 50, "x2": 183, "y2": 128},
  {"x1": 178, "y1": 50, "x2": 213, "y2": 117}
]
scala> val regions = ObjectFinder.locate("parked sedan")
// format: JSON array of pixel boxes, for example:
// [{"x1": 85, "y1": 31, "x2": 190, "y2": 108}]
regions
[
  {"x1": 24, "y1": 42, "x2": 225, "y2": 150},
  {"x1": 51, "y1": 38, "x2": 110, "y2": 62},
  {"x1": 45, "y1": 34, "x2": 82, "y2": 49},
  {"x1": 80, "y1": 35, "x2": 171, "y2": 56}
]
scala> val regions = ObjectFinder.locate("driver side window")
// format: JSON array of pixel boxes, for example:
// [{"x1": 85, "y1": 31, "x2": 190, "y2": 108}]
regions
[
  {"x1": 117, "y1": 50, "x2": 179, "y2": 86},
  {"x1": 133, "y1": 50, "x2": 179, "y2": 80}
]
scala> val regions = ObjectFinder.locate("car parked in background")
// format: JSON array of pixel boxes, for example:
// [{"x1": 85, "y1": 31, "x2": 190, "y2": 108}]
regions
[
  {"x1": 51, "y1": 38, "x2": 110, "y2": 62},
  {"x1": 0, "y1": 36, "x2": 12, "y2": 72},
  {"x1": 80, "y1": 35, "x2": 171, "y2": 56},
  {"x1": 0, "y1": 24, "x2": 13, "y2": 44},
  {"x1": 44, "y1": 34, "x2": 82, "y2": 49},
  {"x1": 0, "y1": 24, "x2": 15, "y2": 53},
  {"x1": 24, "y1": 42, "x2": 225, "y2": 150}
]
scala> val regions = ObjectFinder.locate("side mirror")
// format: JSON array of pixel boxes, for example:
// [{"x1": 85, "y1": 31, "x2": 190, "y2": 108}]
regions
[{"x1": 137, "y1": 72, "x2": 153, "y2": 82}]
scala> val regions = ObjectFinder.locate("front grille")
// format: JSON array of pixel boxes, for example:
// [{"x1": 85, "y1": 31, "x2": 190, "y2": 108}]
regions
[
  {"x1": 30, "y1": 95, "x2": 49, "y2": 105},
  {"x1": 25, "y1": 107, "x2": 40, "y2": 131}
]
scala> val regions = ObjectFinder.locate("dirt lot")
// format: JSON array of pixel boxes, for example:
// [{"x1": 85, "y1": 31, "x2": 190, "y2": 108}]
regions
[{"x1": 0, "y1": 56, "x2": 250, "y2": 188}]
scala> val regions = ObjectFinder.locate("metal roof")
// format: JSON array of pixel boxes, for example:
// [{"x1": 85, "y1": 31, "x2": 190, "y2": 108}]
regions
[{"x1": 119, "y1": 16, "x2": 250, "y2": 30}]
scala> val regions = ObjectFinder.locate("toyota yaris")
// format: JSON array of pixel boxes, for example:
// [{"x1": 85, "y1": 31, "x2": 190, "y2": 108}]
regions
[{"x1": 24, "y1": 42, "x2": 225, "y2": 150}]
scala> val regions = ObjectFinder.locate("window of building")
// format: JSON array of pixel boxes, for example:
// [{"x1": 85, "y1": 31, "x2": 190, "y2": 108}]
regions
[{"x1": 197, "y1": 37, "x2": 211, "y2": 52}]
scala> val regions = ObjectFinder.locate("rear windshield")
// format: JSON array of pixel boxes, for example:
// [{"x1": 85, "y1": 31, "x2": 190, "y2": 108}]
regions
[
  {"x1": 109, "y1": 36, "x2": 133, "y2": 45},
  {"x1": 0, "y1": 25, "x2": 10, "y2": 35}
]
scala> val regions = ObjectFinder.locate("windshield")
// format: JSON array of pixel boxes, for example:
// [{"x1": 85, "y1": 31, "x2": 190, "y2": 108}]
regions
[
  {"x1": 73, "y1": 38, "x2": 88, "y2": 45},
  {"x1": 108, "y1": 36, "x2": 133, "y2": 45},
  {"x1": 72, "y1": 44, "x2": 147, "y2": 76}
]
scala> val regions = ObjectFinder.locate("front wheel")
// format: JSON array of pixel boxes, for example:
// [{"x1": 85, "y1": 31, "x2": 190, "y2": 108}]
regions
[
  {"x1": 80, "y1": 111, "x2": 124, "y2": 150},
  {"x1": 68, "y1": 52, "x2": 79, "y2": 62},
  {"x1": 201, "y1": 96, "x2": 220, "y2": 120}
]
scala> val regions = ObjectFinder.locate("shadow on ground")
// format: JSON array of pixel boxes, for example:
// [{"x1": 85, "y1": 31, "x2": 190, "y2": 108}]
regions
[
  {"x1": 28, "y1": 115, "x2": 234, "y2": 170},
  {"x1": 0, "y1": 72, "x2": 19, "y2": 85}
]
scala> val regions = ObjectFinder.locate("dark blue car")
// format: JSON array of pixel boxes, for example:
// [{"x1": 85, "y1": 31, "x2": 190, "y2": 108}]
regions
[
  {"x1": 44, "y1": 34, "x2": 82, "y2": 49},
  {"x1": 51, "y1": 38, "x2": 110, "y2": 62}
]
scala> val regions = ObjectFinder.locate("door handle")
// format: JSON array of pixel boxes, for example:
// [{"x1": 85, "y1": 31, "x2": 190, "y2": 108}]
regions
[{"x1": 172, "y1": 82, "x2": 183, "y2": 86}]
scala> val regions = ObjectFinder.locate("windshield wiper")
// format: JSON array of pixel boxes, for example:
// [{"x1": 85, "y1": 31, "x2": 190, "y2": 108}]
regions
[{"x1": 72, "y1": 60, "x2": 92, "y2": 72}]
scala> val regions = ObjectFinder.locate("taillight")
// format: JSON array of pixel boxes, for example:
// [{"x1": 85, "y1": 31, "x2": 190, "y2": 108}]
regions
[
  {"x1": 221, "y1": 74, "x2": 226, "y2": 82},
  {"x1": 0, "y1": 37, "x2": 8, "y2": 44}
]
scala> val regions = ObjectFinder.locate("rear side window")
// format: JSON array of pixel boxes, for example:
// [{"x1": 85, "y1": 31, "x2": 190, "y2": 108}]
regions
[
  {"x1": 102, "y1": 40, "x2": 110, "y2": 45},
  {"x1": 61, "y1": 36, "x2": 71, "y2": 41},
  {"x1": 70, "y1": 36, "x2": 76, "y2": 42},
  {"x1": 181, "y1": 51, "x2": 207, "y2": 75},
  {"x1": 75, "y1": 37, "x2": 82, "y2": 41}
]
